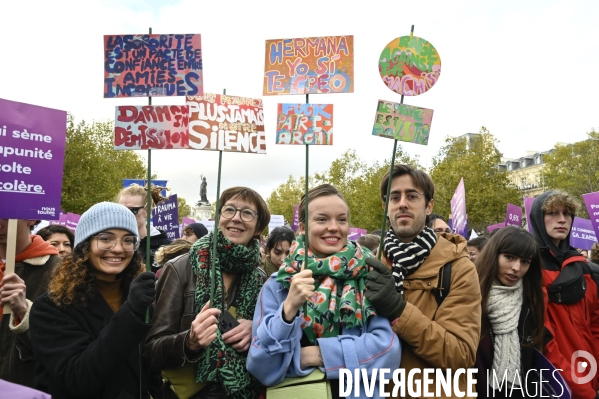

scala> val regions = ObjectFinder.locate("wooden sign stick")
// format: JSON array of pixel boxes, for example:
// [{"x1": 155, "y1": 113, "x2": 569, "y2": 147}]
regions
[{"x1": 3, "y1": 219, "x2": 18, "y2": 314}]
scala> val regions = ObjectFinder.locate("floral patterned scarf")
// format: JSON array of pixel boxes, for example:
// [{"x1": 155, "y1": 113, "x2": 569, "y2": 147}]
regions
[
  {"x1": 276, "y1": 234, "x2": 376, "y2": 344},
  {"x1": 190, "y1": 229, "x2": 263, "y2": 399}
]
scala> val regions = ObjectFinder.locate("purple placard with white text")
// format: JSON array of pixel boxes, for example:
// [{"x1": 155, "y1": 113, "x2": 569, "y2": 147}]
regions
[
  {"x1": 64, "y1": 213, "x2": 80, "y2": 232},
  {"x1": 0, "y1": 98, "x2": 67, "y2": 219},
  {"x1": 450, "y1": 178, "x2": 467, "y2": 238},
  {"x1": 487, "y1": 222, "x2": 506, "y2": 234},
  {"x1": 152, "y1": 194, "x2": 179, "y2": 240},
  {"x1": 348, "y1": 227, "x2": 367, "y2": 241},
  {"x1": 570, "y1": 217, "x2": 596, "y2": 250},
  {"x1": 582, "y1": 191, "x2": 599, "y2": 240},
  {"x1": 292, "y1": 204, "x2": 299, "y2": 231},
  {"x1": 505, "y1": 203, "x2": 522, "y2": 227},
  {"x1": 524, "y1": 197, "x2": 535, "y2": 233}
]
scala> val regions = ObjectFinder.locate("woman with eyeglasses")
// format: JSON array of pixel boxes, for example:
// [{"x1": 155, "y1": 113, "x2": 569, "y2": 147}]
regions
[
  {"x1": 145, "y1": 186, "x2": 270, "y2": 399},
  {"x1": 247, "y1": 184, "x2": 400, "y2": 398},
  {"x1": 29, "y1": 202, "x2": 156, "y2": 399}
]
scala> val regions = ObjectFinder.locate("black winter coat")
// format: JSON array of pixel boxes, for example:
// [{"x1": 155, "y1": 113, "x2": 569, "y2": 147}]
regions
[{"x1": 30, "y1": 290, "x2": 152, "y2": 399}]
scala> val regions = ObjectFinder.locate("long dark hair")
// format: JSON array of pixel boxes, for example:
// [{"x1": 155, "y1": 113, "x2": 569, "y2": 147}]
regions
[{"x1": 475, "y1": 226, "x2": 544, "y2": 350}]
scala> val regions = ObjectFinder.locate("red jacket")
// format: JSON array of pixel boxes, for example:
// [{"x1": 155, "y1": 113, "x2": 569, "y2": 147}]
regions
[{"x1": 541, "y1": 251, "x2": 599, "y2": 399}]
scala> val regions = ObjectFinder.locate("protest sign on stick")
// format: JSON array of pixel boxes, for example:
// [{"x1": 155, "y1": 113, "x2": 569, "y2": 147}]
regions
[
  {"x1": 378, "y1": 35, "x2": 441, "y2": 96},
  {"x1": 104, "y1": 33, "x2": 203, "y2": 98},
  {"x1": 152, "y1": 194, "x2": 179, "y2": 240},
  {"x1": 276, "y1": 104, "x2": 333, "y2": 145},
  {"x1": 570, "y1": 217, "x2": 596, "y2": 251},
  {"x1": 264, "y1": 35, "x2": 353, "y2": 95},
  {"x1": 372, "y1": 100, "x2": 432, "y2": 145},
  {"x1": 187, "y1": 93, "x2": 265, "y2": 153}
]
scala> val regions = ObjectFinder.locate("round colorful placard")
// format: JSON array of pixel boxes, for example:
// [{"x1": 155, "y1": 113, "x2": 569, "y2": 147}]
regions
[{"x1": 378, "y1": 35, "x2": 441, "y2": 96}]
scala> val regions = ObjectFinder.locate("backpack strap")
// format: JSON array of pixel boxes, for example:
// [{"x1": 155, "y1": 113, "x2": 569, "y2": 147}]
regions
[{"x1": 433, "y1": 262, "x2": 452, "y2": 306}]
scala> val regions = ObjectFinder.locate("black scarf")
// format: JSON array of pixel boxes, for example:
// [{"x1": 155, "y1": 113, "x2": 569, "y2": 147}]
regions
[{"x1": 383, "y1": 226, "x2": 437, "y2": 294}]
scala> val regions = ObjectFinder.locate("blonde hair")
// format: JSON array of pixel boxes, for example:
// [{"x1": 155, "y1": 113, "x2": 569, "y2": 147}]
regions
[
  {"x1": 116, "y1": 183, "x2": 170, "y2": 209},
  {"x1": 542, "y1": 190, "x2": 579, "y2": 216}
]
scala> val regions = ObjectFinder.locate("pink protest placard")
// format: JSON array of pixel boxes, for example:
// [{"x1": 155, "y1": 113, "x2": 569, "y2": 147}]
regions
[
  {"x1": 505, "y1": 203, "x2": 523, "y2": 227},
  {"x1": 104, "y1": 34, "x2": 203, "y2": 98},
  {"x1": 276, "y1": 104, "x2": 333, "y2": 145},
  {"x1": 450, "y1": 178, "x2": 467, "y2": 238},
  {"x1": 264, "y1": 35, "x2": 354, "y2": 95},
  {"x1": 0, "y1": 98, "x2": 67, "y2": 220},
  {"x1": 524, "y1": 197, "x2": 535, "y2": 233},
  {"x1": 114, "y1": 105, "x2": 189, "y2": 150},
  {"x1": 582, "y1": 191, "x2": 599, "y2": 239},
  {"x1": 187, "y1": 94, "x2": 266, "y2": 153}
]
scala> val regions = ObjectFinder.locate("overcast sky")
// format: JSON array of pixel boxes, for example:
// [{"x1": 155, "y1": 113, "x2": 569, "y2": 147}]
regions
[{"x1": 2, "y1": 0, "x2": 597, "y2": 207}]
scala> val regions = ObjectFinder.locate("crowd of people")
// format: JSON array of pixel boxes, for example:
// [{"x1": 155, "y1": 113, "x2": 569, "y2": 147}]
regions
[{"x1": 1, "y1": 166, "x2": 598, "y2": 399}]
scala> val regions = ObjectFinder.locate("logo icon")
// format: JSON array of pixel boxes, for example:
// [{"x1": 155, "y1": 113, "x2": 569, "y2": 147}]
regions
[{"x1": 571, "y1": 350, "x2": 597, "y2": 384}]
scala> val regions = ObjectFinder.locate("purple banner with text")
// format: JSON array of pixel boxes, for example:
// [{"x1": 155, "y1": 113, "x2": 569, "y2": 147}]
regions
[
  {"x1": 152, "y1": 194, "x2": 179, "y2": 240},
  {"x1": 450, "y1": 178, "x2": 467, "y2": 238},
  {"x1": 0, "y1": 98, "x2": 67, "y2": 220},
  {"x1": 505, "y1": 203, "x2": 523, "y2": 227},
  {"x1": 570, "y1": 217, "x2": 596, "y2": 251},
  {"x1": 582, "y1": 191, "x2": 599, "y2": 241}
]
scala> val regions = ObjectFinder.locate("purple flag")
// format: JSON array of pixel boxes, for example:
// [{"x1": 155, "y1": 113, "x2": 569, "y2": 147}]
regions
[
  {"x1": 524, "y1": 197, "x2": 535, "y2": 233},
  {"x1": 0, "y1": 98, "x2": 67, "y2": 220},
  {"x1": 292, "y1": 204, "x2": 300, "y2": 231},
  {"x1": 505, "y1": 203, "x2": 523, "y2": 227},
  {"x1": 450, "y1": 178, "x2": 467, "y2": 238},
  {"x1": 152, "y1": 194, "x2": 179, "y2": 240},
  {"x1": 582, "y1": 191, "x2": 599, "y2": 240},
  {"x1": 64, "y1": 213, "x2": 80, "y2": 232},
  {"x1": 487, "y1": 222, "x2": 506, "y2": 234},
  {"x1": 348, "y1": 227, "x2": 367, "y2": 241},
  {"x1": 570, "y1": 217, "x2": 596, "y2": 250}
]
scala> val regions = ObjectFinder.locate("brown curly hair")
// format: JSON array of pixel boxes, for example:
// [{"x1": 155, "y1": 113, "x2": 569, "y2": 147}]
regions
[{"x1": 47, "y1": 240, "x2": 144, "y2": 307}]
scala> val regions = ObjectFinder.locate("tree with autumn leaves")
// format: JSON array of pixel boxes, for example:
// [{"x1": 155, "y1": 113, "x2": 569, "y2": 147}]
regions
[{"x1": 267, "y1": 127, "x2": 522, "y2": 235}]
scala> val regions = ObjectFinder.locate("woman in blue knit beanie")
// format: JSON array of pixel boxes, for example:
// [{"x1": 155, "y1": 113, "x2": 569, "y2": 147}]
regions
[{"x1": 29, "y1": 202, "x2": 156, "y2": 399}]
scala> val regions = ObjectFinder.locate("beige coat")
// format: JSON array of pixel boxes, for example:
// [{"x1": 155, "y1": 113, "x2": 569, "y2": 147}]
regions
[{"x1": 384, "y1": 233, "x2": 481, "y2": 398}]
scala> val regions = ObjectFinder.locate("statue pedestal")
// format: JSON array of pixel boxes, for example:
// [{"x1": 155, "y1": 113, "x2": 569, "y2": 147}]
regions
[{"x1": 193, "y1": 203, "x2": 213, "y2": 221}]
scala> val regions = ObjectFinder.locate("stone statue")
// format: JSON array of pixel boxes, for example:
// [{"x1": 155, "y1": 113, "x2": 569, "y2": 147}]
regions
[{"x1": 199, "y1": 176, "x2": 209, "y2": 205}]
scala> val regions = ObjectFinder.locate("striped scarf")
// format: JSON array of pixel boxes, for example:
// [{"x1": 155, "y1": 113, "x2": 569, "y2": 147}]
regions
[{"x1": 383, "y1": 226, "x2": 437, "y2": 294}]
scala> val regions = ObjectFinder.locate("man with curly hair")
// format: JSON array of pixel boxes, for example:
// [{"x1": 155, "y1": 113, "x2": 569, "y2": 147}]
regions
[
  {"x1": 0, "y1": 219, "x2": 60, "y2": 388},
  {"x1": 530, "y1": 190, "x2": 599, "y2": 399}
]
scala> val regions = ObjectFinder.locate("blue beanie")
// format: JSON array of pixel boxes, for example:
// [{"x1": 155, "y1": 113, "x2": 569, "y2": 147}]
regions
[{"x1": 74, "y1": 202, "x2": 138, "y2": 247}]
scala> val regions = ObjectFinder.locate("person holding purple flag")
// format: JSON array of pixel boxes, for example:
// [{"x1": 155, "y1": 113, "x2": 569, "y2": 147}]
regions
[
  {"x1": 529, "y1": 190, "x2": 599, "y2": 399},
  {"x1": 364, "y1": 164, "x2": 481, "y2": 396}
]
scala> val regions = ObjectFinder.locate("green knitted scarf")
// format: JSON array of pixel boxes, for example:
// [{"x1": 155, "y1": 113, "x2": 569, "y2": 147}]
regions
[
  {"x1": 190, "y1": 229, "x2": 263, "y2": 398},
  {"x1": 276, "y1": 234, "x2": 376, "y2": 344}
]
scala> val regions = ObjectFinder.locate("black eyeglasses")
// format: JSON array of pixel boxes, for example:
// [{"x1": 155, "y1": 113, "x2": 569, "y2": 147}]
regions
[
  {"x1": 127, "y1": 206, "x2": 145, "y2": 215},
  {"x1": 434, "y1": 228, "x2": 452, "y2": 234},
  {"x1": 220, "y1": 205, "x2": 258, "y2": 222}
]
